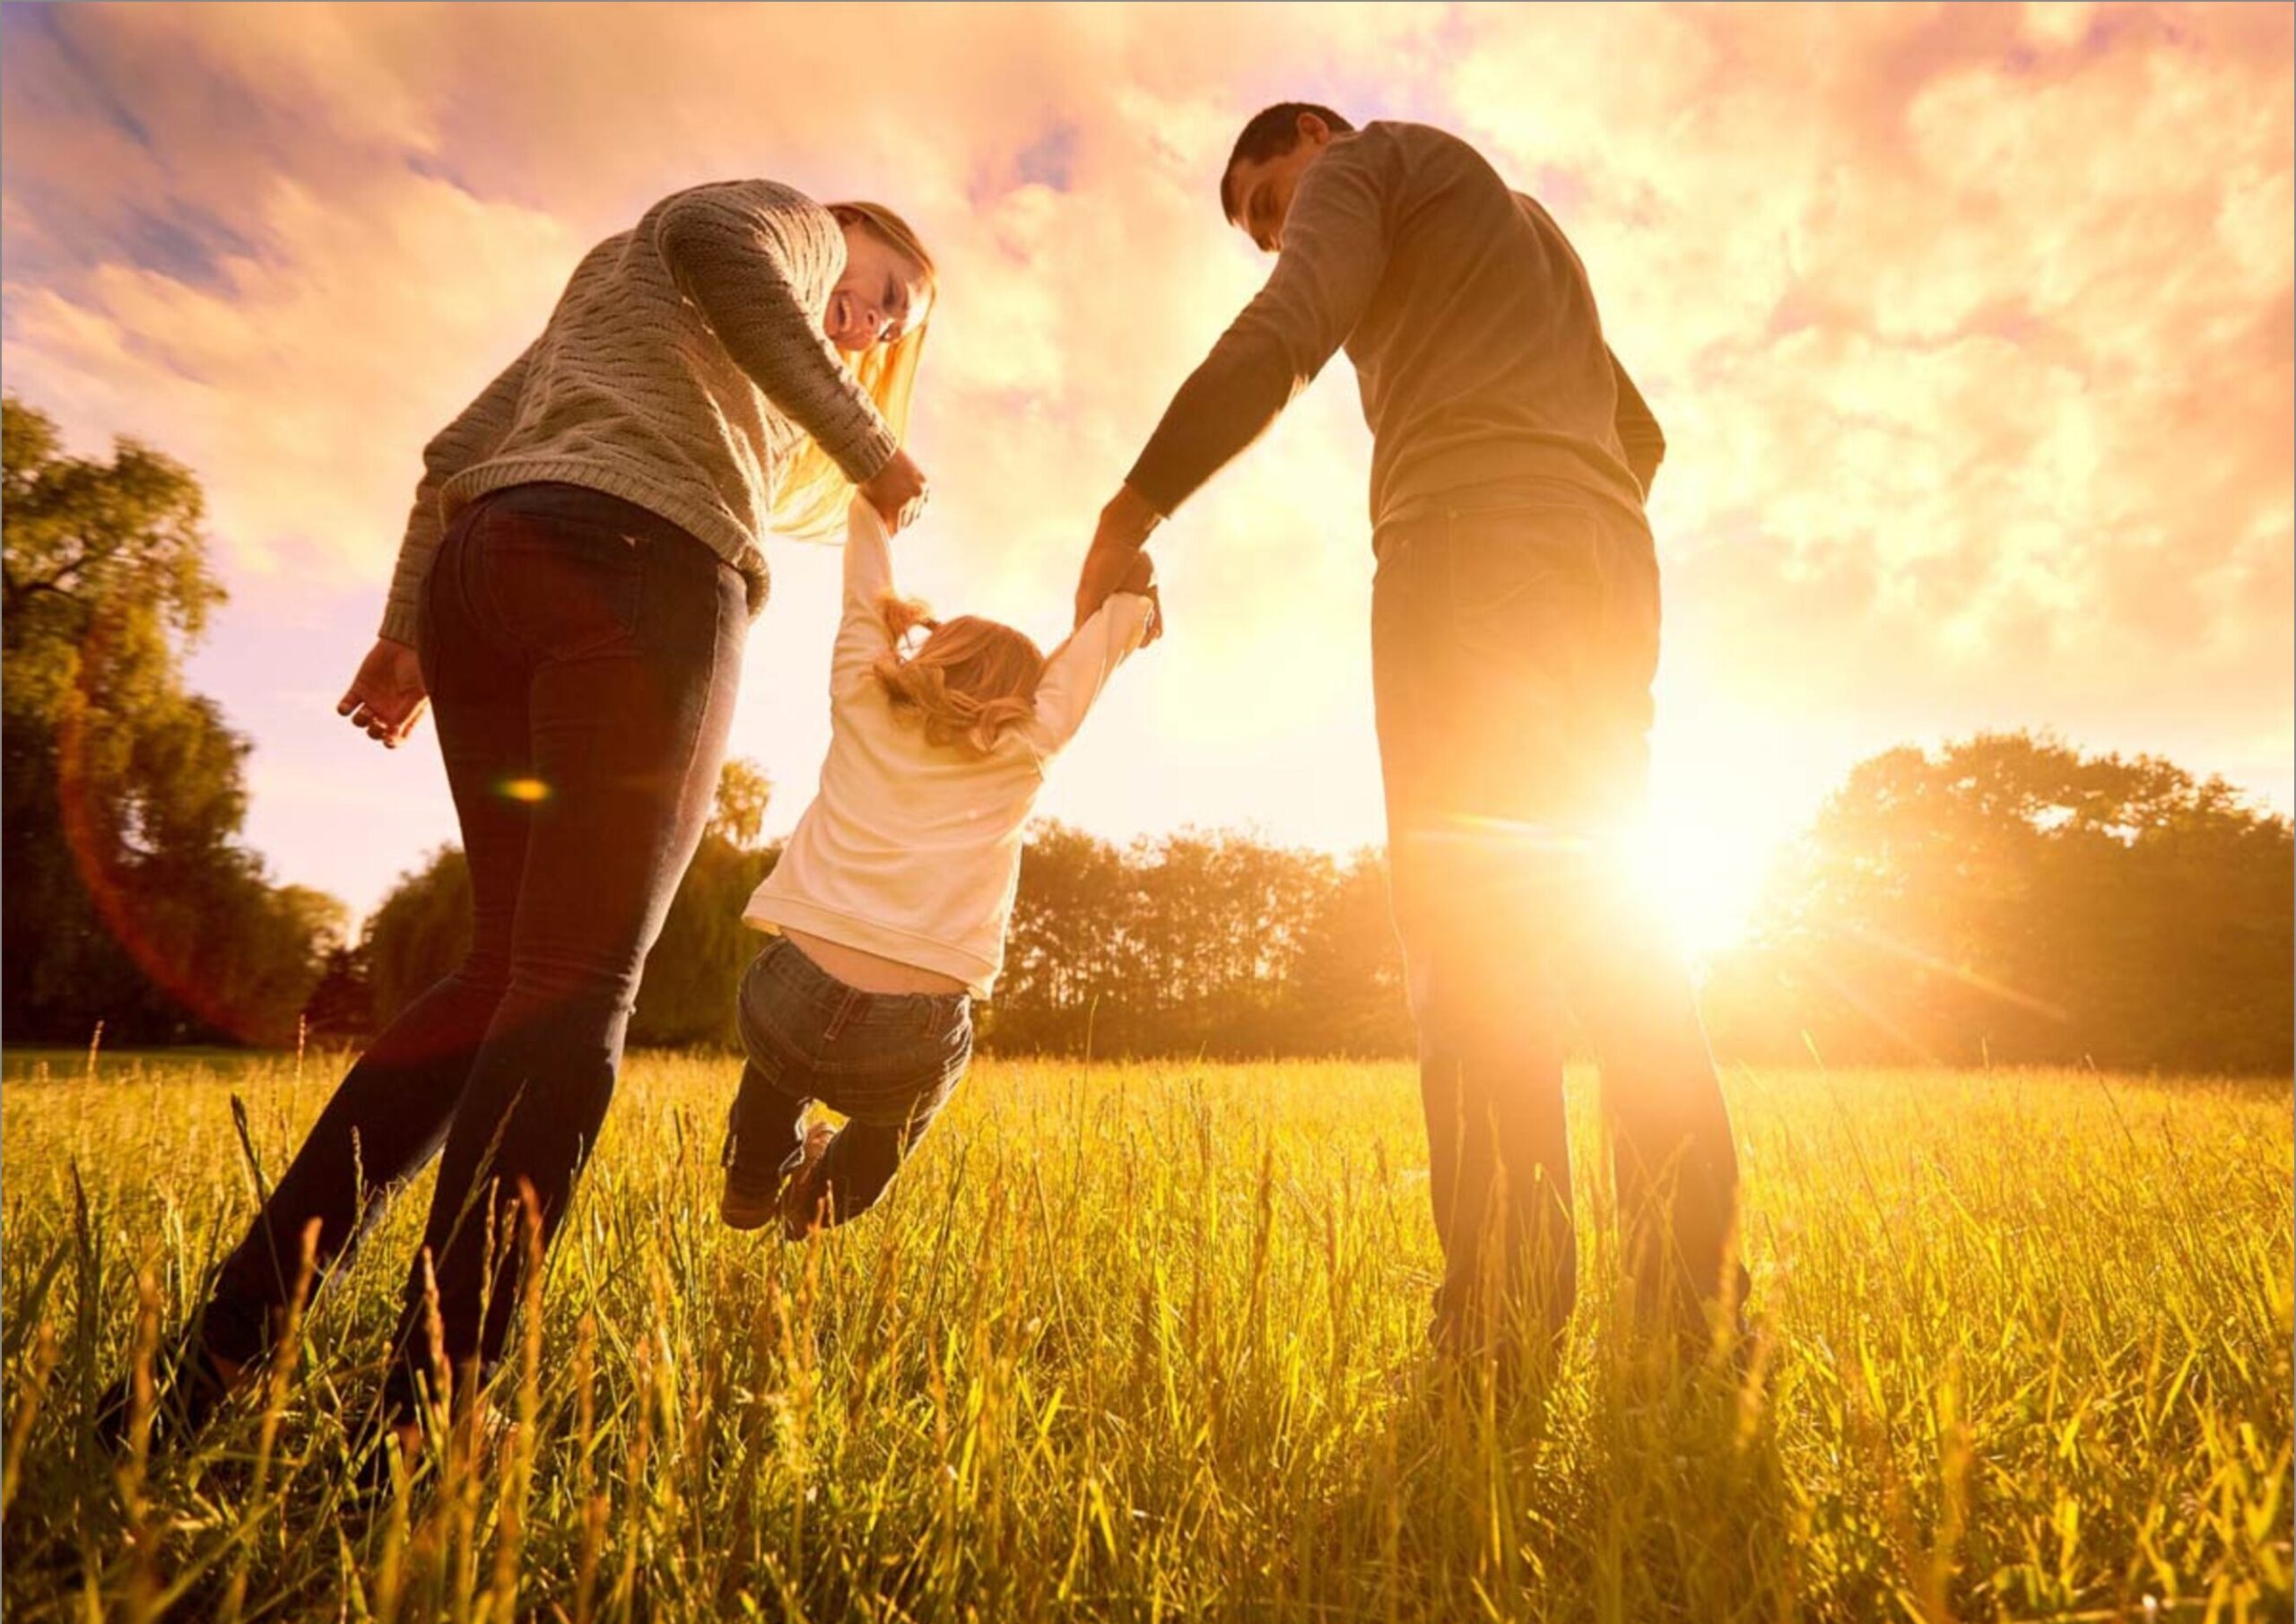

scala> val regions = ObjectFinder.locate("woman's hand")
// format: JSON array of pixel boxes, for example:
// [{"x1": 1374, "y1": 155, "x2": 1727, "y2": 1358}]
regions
[
  {"x1": 857, "y1": 448, "x2": 929, "y2": 534},
  {"x1": 338, "y1": 638, "x2": 430, "y2": 749}
]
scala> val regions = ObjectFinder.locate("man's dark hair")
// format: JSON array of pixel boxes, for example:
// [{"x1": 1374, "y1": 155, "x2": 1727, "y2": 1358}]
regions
[{"x1": 1221, "y1": 102, "x2": 1356, "y2": 221}]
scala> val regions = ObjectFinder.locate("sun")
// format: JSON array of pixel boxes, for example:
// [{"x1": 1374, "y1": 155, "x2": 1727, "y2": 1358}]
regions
[{"x1": 1620, "y1": 800, "x2": 1776, "y2": 964}]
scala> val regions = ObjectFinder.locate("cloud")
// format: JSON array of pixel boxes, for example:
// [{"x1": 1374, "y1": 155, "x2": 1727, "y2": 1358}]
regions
[{"x1": 5, "y1": 171, "x2": 576, "y2": 583}]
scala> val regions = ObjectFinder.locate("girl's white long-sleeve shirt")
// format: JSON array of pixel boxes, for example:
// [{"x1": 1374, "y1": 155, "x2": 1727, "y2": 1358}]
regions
[{"x1": 742, "y1": 500, "x2": 1152, "y2": 995}]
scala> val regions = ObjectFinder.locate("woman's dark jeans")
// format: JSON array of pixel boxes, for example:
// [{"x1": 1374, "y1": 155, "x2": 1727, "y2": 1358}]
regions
[
  {"x1": 725, "y1": 935, "x2": 972, "y2": 1226},
  {"x1": 201, "y1": 482, "x2": 746, "y2": 1416},
  {"x1": 1370, "y1": 491, "x2": 1747, "y2": 1356}
]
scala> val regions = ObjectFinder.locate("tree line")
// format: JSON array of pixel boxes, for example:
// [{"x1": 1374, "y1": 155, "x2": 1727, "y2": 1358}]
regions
[
  {"x1": 1706, "y1": 733, "x2": 2293, "y2": 1073},
  {"x1": 6, "y1": 396, "x2": 2289, "y2": 1073},
  {"x1": 296, "y1": 738, "x2": 2296, "y2": 1073},
  {"x1": 303, "y1": 795, "x2": 1414, "y2": 1058}
]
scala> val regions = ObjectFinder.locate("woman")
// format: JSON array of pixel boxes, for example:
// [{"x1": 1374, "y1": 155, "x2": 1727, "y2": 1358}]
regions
[{"x1": 100, "y1": 180, "x2": 937, "y2": 1461}]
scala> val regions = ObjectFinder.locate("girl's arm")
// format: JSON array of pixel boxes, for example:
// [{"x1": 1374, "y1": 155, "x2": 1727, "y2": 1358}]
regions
[
  {"x1": 830, "y1": 496, "x2": 899, "y2": 692},
  {"x1": 653, "y1": 182, "x2": 898, "y2": 487},
  {"x1": 380, "y1": 341, "x2": 535, "y2": 646},
  {"x1": 1031, "y1": 555, "x2": 1157, "y2": 754}
]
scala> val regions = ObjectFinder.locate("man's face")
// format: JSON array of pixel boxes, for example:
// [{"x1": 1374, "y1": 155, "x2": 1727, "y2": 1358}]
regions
[{"x1": 1223, "y1": 115, "x2": 1336, "y2": 254}]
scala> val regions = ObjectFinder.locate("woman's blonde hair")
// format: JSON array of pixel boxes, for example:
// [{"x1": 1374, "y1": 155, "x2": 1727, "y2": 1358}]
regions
[
  {"x1": 873, "y1": 595, "x2": 1046, "y2": 754},
  {"x1": 771, "y1": 200, "x2": 938, "y2": 542}
]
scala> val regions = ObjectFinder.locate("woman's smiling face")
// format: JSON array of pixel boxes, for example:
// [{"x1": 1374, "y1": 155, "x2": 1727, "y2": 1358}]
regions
[{"x1": 825, "y1": 220, "x2": 931, "y2": 354}]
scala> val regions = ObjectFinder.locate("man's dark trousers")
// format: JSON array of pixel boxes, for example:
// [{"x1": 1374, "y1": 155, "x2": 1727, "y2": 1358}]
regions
[{"x1": 1370, "y1": 488, "x2": 1746, "y2": 1356}]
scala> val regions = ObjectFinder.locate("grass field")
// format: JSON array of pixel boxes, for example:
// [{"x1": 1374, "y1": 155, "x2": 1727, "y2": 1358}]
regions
[{"x1": 1, "y1": 1051, "x2": 2288, "y2": 1622}]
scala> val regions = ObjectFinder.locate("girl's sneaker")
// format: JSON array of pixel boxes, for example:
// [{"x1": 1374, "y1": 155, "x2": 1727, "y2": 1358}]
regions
[
  {"x1": 778, "y1": 1123, "x2": 839, "y2": 1241},
  {"x1": 720, "y1": 1104, "x2": 800, "y2": 1231},
  {"x1": 720, "y1": 1154, "x2": 788, "y2": 1231}
]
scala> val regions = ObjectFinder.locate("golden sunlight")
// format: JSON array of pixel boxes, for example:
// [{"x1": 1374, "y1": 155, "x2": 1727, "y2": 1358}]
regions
[{"x1": 1624, "y1": 796, "x2": 1780, "y2": 964}]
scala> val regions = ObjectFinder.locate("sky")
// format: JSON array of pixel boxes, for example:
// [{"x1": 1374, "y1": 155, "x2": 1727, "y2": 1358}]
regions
[{"x1": 3, "y1": 2, "x2": 2290, "y2": 954}]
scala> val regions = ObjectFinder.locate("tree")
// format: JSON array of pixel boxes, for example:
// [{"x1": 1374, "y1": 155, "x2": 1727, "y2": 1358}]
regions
[
  {"x1": 992, "y1": 822, "x2": 1141, "y2": 1052},
  {"x1": 1704, "y1": 732, "x2": 2293, "y2": 1072},
  {"x1": 2, "y1": 396, "x2": 343, "y2": 1045},
  {"x1": 300, "y1": 945, "x2": 374, "y2": 1043},
  {"x1": 709, "y1": 758, "x2": 771, "y2": 849},
  {"x1": 1284, "y1": 850, "x2": 1414, "y2": 1055},
  {"x1": 988, "y1": 823, "x2": 1410, "y2": 1058}
]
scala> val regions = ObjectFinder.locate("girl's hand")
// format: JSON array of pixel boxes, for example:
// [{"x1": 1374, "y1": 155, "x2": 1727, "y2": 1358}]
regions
[
  {"x1": 338, "y1": 638, "x2": 429, "y2": 749},
  {"x1": 1118, "y1": 551, "x2": 1164, "y2": 647},
  {"x1": 858, "y1": 448, "x2": 929, "y2": 533}
]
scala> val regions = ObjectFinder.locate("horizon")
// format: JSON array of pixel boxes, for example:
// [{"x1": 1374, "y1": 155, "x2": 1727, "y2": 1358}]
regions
[{"x1": 4, "y1": 3, "x2": 2289, "y2": 954}]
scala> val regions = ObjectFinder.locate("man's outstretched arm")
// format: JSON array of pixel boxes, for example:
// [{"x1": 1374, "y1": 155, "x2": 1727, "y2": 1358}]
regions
[{"x1": 1076, "y1": 143, "x2": 1393, "y2": 625}]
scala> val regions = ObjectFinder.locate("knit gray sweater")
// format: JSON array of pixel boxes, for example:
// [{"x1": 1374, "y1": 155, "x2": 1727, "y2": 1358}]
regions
[
  {"x1": 1126, "y1": 122, "x2": 1662, "y2": 532},
  {"x1": 381, "y1": 179, "x2": 899, "y2": 644}
]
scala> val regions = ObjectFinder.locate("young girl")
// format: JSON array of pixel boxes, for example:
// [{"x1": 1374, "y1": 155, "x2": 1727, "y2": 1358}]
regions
[{"x1": 722, "y1": 496, "x2": 1156, "y2": 1236}]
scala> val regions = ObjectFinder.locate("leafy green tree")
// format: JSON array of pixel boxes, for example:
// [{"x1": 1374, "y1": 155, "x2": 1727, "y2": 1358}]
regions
[
  {"x1": 2, "y1": 396, "x2": 343, "y2": 1044},
  {"x1": 1284, "y1": 850, "x2": 1414, "y2": 1055},
  {"x1": 991, "y1": 824, "x2": 1409, "y2": 1057},
  {"x1": 708, "y1": 758, "x2": 772, "y2": 849},
  {"x1": 992, "y1": 822, "x2": 1141, "y2": 1052},
  {"x1": 1705, "y1": 732, "x2": 2293, "y2": 1072},
  {"x1": 300, "y1": 944, "x2": 374, "y2": 1042},
  {"x1": 1122, "y1": 829, "x2": 1336, "y2": 1054}
]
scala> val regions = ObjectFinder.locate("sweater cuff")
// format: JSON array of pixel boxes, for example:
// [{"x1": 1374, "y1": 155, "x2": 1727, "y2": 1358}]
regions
[
  {"x1": 1121, "y1": 452, "x2": 1187, "y2": 523},
  {"x1": 824, "y1": 413, "x2": 900, "y2": 489},
  {"x1": 378, "y1": 599, "x2": 422, "y2": 647}
]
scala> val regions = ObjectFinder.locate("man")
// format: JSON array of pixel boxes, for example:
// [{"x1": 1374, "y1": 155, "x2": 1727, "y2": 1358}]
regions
[{"x1": 1074, "y1": 104, "x2": 1745, "y2": 1365}]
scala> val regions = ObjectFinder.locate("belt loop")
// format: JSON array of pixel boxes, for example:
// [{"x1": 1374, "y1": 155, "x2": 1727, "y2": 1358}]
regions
[{"x1": 822, "y1": 986, "x2": 858, "y2": 1043}]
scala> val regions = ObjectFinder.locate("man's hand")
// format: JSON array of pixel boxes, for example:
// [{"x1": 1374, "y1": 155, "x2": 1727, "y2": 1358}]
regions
[
  {"x1": 857, "y1": 447, "x2": 929, "y2": 534},
  {"x1": 338, "y1": 638, "x2": 429, "y2": 749},
  {"x1": 1074, "y1": 484, "x2": 1163, "y2": 630}
]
